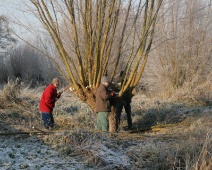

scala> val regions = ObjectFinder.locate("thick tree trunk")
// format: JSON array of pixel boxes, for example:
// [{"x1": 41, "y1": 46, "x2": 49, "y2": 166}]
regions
[
  {"x1": 109, "y1": 105, "x2": 116, "y2": 132},
  {"x1": 109, "y1": 97, "x2": 123, "y2": 132}
]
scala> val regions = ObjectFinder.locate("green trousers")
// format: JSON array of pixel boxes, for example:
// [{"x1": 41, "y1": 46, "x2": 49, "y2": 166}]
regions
[{"x1": 97, "y1": 112, "x2": 109, "y2": 131}]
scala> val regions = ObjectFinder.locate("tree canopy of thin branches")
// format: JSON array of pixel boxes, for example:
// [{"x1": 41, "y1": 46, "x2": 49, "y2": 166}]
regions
[{"x1": 26, "y1": 0, "x2": 163, "y2": 132}]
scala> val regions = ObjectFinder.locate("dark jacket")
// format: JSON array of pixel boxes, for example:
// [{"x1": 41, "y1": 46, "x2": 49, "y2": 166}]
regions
[
  {"x1": 115, "y1": 75, "x2": 133, "y2": 103},
  {"x1": 39, "y1": 84, "x2": 58, "y2": 113},
  {"x1": 96, "y1": 83, "x2": 111, "y2": 112}
]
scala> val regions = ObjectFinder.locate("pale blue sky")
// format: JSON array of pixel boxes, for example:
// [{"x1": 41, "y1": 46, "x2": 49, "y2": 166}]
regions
[
  {"x1": 0, "y1": 0, "x2": 42, "y2": 39},
  {"x1": 1, "y1": 0, "x2": 211, "y2": 40}
]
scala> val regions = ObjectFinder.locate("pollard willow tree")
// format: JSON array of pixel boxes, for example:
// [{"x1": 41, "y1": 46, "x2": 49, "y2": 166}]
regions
[{"x1": 28, "y1": 0, "x2": 163, "y2": 132}]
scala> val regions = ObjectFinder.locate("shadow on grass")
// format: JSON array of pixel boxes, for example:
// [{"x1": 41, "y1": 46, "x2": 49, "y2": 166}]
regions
[
  {"x1": 126, "y1": 102, "x2": 210, "y2": 130},
  {"x1": 0, "y1": 108, "x2": 42, "y2": 135}
]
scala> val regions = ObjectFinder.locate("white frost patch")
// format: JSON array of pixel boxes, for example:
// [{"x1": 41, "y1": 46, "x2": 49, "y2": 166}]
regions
[
  {"x1": 86, "y1": 143, "x2": 131, "y2": 167},
  {"x1": 99, "y1": 145, "x2": 130, "y2": 165},
  {"x1": 0, "y1": 136, "x2": 83, "y2": 170}
]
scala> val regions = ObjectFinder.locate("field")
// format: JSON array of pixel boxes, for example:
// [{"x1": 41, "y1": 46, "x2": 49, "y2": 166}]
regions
[{"x1": 0, "y1": 83, "x2": 211, "y2": 170}]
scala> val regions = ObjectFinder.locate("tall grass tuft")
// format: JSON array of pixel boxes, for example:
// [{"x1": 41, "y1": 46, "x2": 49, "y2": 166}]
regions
[{"x1": 3, "y1": 77, "x2": 21, "y2": 102}]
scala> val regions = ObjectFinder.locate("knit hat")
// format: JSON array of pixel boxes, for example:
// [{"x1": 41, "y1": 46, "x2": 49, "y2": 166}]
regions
[{"x1": 101, "y1": 76, "x2": 109, "y2": 83}]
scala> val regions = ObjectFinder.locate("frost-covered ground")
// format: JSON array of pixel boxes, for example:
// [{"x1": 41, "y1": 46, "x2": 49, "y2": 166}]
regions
[
  {"x1": 0, "y1": 135, "x2": 84, "y2": 170},
  {"x1": 0, "y1": 88, "x2": 211, "y2": 170},
  {"x1": 0, "y1": 132, "x2": 136, "y2": 170}
]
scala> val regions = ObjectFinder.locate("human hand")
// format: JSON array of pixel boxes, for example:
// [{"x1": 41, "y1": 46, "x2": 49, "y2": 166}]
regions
[{"x1": 57, "y1": 92, "x2": 62, "y2": 98}]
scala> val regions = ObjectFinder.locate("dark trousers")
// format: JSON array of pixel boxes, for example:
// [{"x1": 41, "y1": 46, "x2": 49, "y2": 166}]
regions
[
  {"x1": 41, "y1": 112, "x2": 54, "y2": 129},
  {"x1": 117, "y1": 99, "x2": 132, "y2": 130}
]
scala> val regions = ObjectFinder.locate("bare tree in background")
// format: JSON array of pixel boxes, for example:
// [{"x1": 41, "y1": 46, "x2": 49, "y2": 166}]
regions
[
  {"x1": 0, "y1": 15, "x2": 17, "y2": 52},
  {"x1": 0, "y1": 59, "x2": 7, "y2": 83},
  {"x1": 10, "y1": 43, "x2": 61, "y2": 85},
  {"x1": 0, "y1": 15, "x2": 17, "y2": 83},
  {"x1": 24, "y1": 0, "x2": 163, "y2": 132},
  {"x1": 141, "y1": 0, "x2": 212, "y2": 97}
]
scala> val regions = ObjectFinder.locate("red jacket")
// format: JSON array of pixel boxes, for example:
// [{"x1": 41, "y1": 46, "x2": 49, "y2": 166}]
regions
[{"x1": 39, "y1": 84, "x2": 58, "y2": 113}]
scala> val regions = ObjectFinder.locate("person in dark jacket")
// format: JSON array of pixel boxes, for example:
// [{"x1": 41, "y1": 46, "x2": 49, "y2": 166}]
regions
[
  {"x1": 39, "y1": 78, "x2": 62, "y2": 129},
  {"x1": 96, "y1": 76, "x2": 114, "y2": 131},
  {"x1": 116, "y1": 71, "x2": 133, "y2": 130}
]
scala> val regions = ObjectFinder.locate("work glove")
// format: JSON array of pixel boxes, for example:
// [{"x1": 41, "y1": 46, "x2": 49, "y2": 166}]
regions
[
  {"x1": 110, "y1": 91, "x2": 115, "y2": 97},
  {"x1": 57, "y1": 91, "x2": 63, "y2": 98}
]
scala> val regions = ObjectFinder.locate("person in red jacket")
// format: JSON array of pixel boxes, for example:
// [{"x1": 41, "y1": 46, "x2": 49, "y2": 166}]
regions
[{"x1": 39, "y1": 78, "x2": 62, "y2": 129}]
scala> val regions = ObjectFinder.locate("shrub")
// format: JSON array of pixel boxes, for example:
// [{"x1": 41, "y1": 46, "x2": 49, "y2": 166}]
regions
[{"x1": 3, "y1": 78, "x2": 21, "y2": 102}]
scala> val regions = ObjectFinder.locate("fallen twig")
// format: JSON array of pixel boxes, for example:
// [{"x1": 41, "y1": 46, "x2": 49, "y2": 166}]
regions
[{"x1": 0, "y1": 131, "x2": 53, "y2": 136}]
